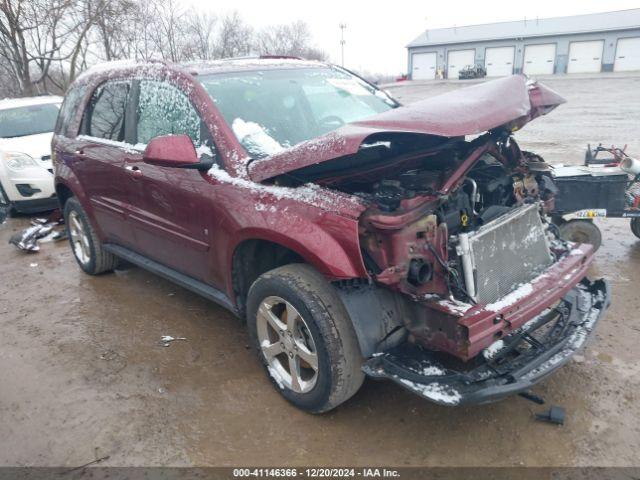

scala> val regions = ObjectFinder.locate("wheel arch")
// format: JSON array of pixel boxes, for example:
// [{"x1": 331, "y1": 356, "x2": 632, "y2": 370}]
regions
[
  {"x1": 55, "y1": 176, "x2": 106, "y2": 239},
  {"x1": 54, "y1": 172, "x2": 89, "y2": 209},
  {"x1": 55, "y1": 182, "x2": 74, "y2": 209},
  {"x1": 229, "y1": 230, "x2": 367, "y2": 318}
]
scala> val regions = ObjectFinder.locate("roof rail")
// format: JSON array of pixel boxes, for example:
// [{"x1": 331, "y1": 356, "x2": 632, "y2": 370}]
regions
[{"x1": 259, "y1": 55, "x2": 304, "y2": 60}]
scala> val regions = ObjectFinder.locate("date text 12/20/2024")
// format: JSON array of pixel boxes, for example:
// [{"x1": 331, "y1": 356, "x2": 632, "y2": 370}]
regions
[{"x1": 233, "y1": 468, "x2": 401, "y2": 478}]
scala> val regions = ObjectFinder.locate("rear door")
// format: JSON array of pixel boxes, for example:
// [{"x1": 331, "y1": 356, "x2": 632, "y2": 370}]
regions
[
  {"x1": 72, "y1": 80, "x2": 136, "y2": 246},
  {"x1": 123, "y1": 79, "x2": 213, "y2": 282}
]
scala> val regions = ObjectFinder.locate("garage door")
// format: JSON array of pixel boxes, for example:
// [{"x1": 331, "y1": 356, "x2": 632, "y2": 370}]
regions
[
  {"x1": 567, "y1": 40, "x2": 603, "y2": 73},
  {"x1": 614, "y1": 37, "x2": 640, "y2": 72},
  {"x1": 447, "y1": 49, "x2": 475, "y2": 78},
  {"x1": 485, "y1": 47, "x2": 514, "y2": 76},
  {"x1": 411, "y1": 52, "x2": 437, "y2": 79},
  {"x1": 523, "y1": 44, "x2": 556, "y2": 75}
]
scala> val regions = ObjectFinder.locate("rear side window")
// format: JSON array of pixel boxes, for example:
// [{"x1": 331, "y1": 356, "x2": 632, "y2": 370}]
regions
[
  {"x1": 55, "y1": 85, "x2": 86, "y2": 137},
  {"x1": 84, "y1": 81, "x2": 130, "y2": 141},
  {"x1": 136, "y1": 80, "x2": 201, "y2": 146}
]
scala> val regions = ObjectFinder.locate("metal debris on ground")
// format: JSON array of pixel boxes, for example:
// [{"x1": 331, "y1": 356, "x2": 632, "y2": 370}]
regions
[
  {"x1": 8, "y1": 209, "x2": 66, "y2": 252},
  {"x1": 159, "y1": 335, "x2": 187, "y2": 347}
]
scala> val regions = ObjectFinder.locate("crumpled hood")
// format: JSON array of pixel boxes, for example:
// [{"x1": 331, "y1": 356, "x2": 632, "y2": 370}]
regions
[
  {"x1": 0, "y1": 132, "x2": 54, "y2": 160},
  {"x1": 248, "y1": 75, "x2": 566, "y2": 182}
]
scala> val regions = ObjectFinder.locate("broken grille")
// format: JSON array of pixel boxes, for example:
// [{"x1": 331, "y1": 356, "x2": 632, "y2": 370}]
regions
[{"x1": 458, "y1": 203, "x2": 553, "y2": 304}]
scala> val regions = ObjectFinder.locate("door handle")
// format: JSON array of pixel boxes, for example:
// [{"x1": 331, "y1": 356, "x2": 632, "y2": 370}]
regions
[
  {"x1": 126, "y1": 165, "x2": 143, "y2": 178},
  {"x1": 74, "y1": 149, "x2": 88, "y2": 161}
]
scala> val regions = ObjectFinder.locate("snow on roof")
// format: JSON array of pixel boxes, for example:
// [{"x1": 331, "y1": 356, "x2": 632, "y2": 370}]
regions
[
  {"x1": 182, "y1": 57, "x2": 328, "y2": 75},
  {"x1": 0, "y1": 95, "x2": 62, "y2": 110},
  {"x1": 74, "y1": 59, "x2": 161, "y2": 83},
  {"x1": 72, "y1": 57, "x2": 327, "y2": 85},
  {"x1": 407, "y1": 8, "x2": 640, "y2": 48}
]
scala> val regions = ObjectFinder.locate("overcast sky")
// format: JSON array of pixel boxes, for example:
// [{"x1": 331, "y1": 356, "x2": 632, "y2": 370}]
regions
[{"x1": 186, "y1": 0, "x2": 640, "y2": 74}]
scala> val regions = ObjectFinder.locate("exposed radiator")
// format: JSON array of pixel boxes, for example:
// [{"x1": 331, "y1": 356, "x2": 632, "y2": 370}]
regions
[{"x1": 456, "y1": 203, "x2": 553, "y2": 304}]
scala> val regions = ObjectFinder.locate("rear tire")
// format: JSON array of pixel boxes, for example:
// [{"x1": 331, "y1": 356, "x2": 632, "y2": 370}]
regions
[
  {"x1": 631, "y1": 218, "x2": 640, "y2": 240},
  {"x1": 558, "y1": 219, "x2": 602, "y2": 251},
  {"x1": 247, "y1": 264, "x2": 364, "y2": 413},
  {"x1": 63, "y1": 197, "x2": 119, "y2": 274}
]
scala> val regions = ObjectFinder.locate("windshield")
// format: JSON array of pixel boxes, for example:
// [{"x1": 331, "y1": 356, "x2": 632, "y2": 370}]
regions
[
  {"x1": 0, "y1": 103, "x2": 60, "y2": 138},
  {"x1": 199, "y1": 67, "x2": 397, "y2": 158}
]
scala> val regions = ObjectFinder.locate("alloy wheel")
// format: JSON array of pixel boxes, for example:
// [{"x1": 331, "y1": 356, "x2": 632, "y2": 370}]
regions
[
  {"x1": 68, "y1": 210, "x2": 91, "y2": 265},
  {"x1": 256, "y1": 296, "x2": 319, "y2": 393}
]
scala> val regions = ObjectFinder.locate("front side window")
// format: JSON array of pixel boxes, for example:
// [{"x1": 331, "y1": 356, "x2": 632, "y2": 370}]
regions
[
  {"x1": 198, "y1": 67, "x2": 397, "y2": 158},
  {"x1": 0, "y1": 103, "x2": 60, "y2": 138},
  {"x1": 86, "y1": 81, "x2": 130, "y2": 141},
  {"x1": 136, "y1": 80, "x2": 201, "y2": 146}
]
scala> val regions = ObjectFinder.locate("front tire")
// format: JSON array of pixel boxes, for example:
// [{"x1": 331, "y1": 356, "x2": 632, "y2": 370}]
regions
[
  {"x1": 63, "y1": 197, "x2": 119, "y2": 274},
  {"x1": 247, "y1": 264, "x2": 364, "y2": 413}
]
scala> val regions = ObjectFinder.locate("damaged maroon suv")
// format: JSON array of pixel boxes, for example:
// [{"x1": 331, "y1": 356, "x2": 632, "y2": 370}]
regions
[{"x1": 53, "y1": 58, "x2": 610, "y2": 412}]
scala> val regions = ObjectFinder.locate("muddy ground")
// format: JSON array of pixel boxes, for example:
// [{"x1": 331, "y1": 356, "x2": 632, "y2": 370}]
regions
[{"x1": 1, "y1": 74, "x2": 640, "y2": 468}]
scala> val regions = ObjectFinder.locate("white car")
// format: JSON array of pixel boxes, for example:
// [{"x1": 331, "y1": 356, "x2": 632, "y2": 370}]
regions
[{"x1": 0, "y1": 95, "x2": 61, "y2": 213}]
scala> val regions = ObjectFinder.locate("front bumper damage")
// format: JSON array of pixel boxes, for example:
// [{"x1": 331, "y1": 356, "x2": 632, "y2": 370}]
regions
[{"x1": 362, "y1": 278, "x2": 610, "y2": 406}]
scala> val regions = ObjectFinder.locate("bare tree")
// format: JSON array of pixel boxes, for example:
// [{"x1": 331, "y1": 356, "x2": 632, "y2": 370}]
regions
[
  {"x1": 149, "y1": 0, "x2": 186, "y2": 62},
  {"x1": 65, "y1": 0, "x2": 112, "y2": 86},
  {"x1": 257, "y1": 21, "x2": 326, "y2": 60},
  {"x1": 0, "y1": 0, "x2": 328, "y2": 96},
  {"x1": 0, "y1": 0, "x2": 113, "y2": 95},
  {"x1": 93, "y1": 0, "x2": 138, "y2": 61},
  {"x1": 0, "y1": 0, "x2": 49, "y2": 95},
  {"x1": 0, "y1": 56, "x2": 21, "y2": 96},
  {"x1": 216, "y1": 11, "x2": 252, "y2": 59},
  {"x1": 184, "y1": 10, "x2": 217, "y2": 60}
]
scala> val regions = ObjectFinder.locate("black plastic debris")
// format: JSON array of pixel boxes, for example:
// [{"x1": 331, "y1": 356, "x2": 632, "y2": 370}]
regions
[
  {"x1": 535, "y1": 406, "x2": 566, "y2": 425},
  {"x1": 518, "y1": 391, "x2": 545, "y2": 405}
]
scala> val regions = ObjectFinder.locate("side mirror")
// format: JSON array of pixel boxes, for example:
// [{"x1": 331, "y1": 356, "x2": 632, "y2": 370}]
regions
[{"x1": 143, "y1": 134, "x2": 213, "y2": 170}]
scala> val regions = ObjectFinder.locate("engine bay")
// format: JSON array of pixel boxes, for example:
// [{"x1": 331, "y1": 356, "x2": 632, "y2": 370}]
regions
[{"x1": 345, "y1": 132, "x2": 563, "y2": 304}]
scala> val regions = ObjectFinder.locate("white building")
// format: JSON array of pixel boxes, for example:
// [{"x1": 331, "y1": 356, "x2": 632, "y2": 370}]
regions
[{"x1": 407, "y1": 9, "x2": 640, "y2": 79}]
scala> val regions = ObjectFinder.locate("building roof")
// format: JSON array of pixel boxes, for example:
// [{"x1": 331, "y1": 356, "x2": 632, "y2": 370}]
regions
[{"x1": 407, "y1": 9, "x2": 640, "y2": 48}]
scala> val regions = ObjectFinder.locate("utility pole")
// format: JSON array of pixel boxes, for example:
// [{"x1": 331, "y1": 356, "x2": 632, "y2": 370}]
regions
[{"x1": 339, "y1": 23, "x2": 347, "y2": 66}]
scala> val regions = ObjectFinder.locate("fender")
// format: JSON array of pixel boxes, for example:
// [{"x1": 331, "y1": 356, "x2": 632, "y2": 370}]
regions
[{"x1": 226, "y1": 219, "x2": 369, "y2": 299}]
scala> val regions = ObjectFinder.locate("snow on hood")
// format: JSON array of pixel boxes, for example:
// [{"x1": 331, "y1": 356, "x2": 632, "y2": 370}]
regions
[
  {"x1": 0, "y1": 132, "x2": 54, "y2": 159},
  {"x1": 248, "y1": 75, "x2": 566, "y2": 182}
]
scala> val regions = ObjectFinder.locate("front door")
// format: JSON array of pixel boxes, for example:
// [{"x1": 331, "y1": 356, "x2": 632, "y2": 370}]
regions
[{"x1": 124, "y1": 79, "x2": 213, "y2": 283}]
